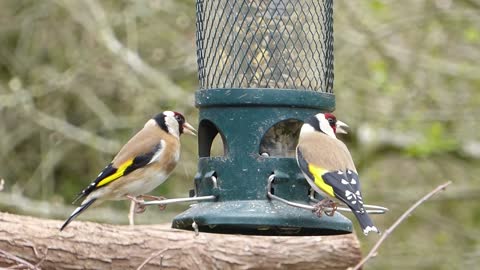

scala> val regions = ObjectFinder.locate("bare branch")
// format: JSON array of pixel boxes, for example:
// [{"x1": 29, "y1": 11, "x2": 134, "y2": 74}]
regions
[
  {"x1": 74, "y1": 88, "x2": 119, "y2": 130},
  {"x1": 23, "y1": 143, "x2": 77, "y2": 196},
  {"x1": 55, "y1": 0, "x2": 188, "y2": 104},
  {"x1": 350, "y1": 181, "x2": 452, "y2": 270},
  {"x1": 136, "y1": 248, "x2": 179, "y2": 270},
  {"x1": 29, "y1": 107, "x2": 120, "y2": 154},
  {"x1": 0, "y1": 248, "x2": 38, "y2": 270},
  {"x1": 1, "y1": 85, "x2": 121, "y2": 154}
]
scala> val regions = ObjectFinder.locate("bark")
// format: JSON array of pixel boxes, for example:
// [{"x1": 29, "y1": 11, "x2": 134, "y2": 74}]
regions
[{"x1": 0, "y1": 212, "x2": 361, "y2": 270}]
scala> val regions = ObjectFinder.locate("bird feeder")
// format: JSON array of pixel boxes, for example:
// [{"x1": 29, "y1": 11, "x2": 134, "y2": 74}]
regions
[
  {"x1": 141, "y1": 0, "x2": 387, "y2": 235},
  {"x1": 168, "y1": 0, "x2": 358, "y2": 235}
]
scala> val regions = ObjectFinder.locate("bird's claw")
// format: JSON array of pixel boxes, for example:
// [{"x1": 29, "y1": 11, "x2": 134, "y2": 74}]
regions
[
  {"x1": 126, "y1": 195, "x2": 147, "y2": 214},
  {"x1": 324, "y1": 200, "x2": 337, "y2": 216},
  {"x1": 134, "y1": 203, "x2": 147, "y2": 214},
  {"x1": 138, "y1": 195, "x2": 167, "y2": 211},
  {"x1": 312, "y1": 199, "x2": 337, "y2": 217},
  {"x1": 154, "y1": 196, "x2": 167, "y2": 211}
]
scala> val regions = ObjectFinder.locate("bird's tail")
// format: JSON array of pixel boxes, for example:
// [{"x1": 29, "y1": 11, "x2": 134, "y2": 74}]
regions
[
  {"x1": 351, "y1": 210, "x2": 380, "y2": 235},
  {"x1": 60, "y1": 198, "x2": 97, "y2": 231}
]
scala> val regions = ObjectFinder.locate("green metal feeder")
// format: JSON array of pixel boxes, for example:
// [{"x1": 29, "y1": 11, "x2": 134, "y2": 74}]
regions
[{"x1": 172, "y1": 0, "x2": 352, "y2": 235}]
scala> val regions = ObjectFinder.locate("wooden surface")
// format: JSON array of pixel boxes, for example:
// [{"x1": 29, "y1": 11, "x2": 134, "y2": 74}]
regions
[{"x1": 0, "y1": 212, "x2": 362, "y2": 269}]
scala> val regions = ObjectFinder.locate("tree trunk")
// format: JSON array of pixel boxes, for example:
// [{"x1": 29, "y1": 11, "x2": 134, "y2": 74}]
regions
[{"x1": 0, "y1": 212, "x2": 361, "y2": 269}]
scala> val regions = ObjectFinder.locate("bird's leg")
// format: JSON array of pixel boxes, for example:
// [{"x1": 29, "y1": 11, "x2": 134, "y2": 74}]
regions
[
  {"x1": 137, "y1": 194, "x2": 167, "y2": 211},
  {"x1": 128, "y1": 200, "x2": 135, "y2": 226},
  {"x1": 323, "y1": 199, "x2": 337, "y2": 217},
  {"x1": 312, "y1": 198, "x2": 337, "y2": 217},
  {"x1": 126, "y1": 195, "x2": 146, "y2": 214},
  {"x1": 126, "y1": 195, "x2": 147, "y2": 223}
]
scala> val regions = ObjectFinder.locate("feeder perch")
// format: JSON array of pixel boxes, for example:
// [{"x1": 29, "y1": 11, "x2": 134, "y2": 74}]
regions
[{"x1": 171, "y1": 0, "x2": 352, "y2": 235}]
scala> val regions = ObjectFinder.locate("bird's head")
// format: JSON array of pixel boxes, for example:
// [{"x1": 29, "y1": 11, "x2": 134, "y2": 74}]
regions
[
  {"x1": 301, "y1": 113, "x2": 349, "y2": 138},
  {"x1": 153, "y1": 111, "x2": 197, "y2": 138}
]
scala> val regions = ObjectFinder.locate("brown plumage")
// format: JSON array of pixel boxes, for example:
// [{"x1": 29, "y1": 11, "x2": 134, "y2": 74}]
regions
[
  {"x1": 296, "y1": 113, "x2": 379, "y2": 235},
  {"x1": 102, "y1": 125, "x2": 180, "y2": 199},
  {"x1": 60, "y1": 111, "x2": 196, "y2": 231},
  {"x1": 297, "y1": 131, "x2": 356, "y2": 173},
  {"x1": 111, "y1": 119, "x2": 175, "y2": 167}
]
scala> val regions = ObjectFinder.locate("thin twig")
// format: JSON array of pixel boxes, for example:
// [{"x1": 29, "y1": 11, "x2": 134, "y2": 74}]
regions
[
  {"x1": 33, "y1": 248, "x2": 48, "y2": 269},
  {"x1": 22, "y1": 241, "x2": 48, "y2": 269},
  {"x1": 137, "y1": 248, "x2": 179, "y2": 270},
  {"x1": 350, "y1": 181, "x2": 452, "y2": 270},
  {"x1": 0, "y1": 248, "x2": 38, "y2": 270}
]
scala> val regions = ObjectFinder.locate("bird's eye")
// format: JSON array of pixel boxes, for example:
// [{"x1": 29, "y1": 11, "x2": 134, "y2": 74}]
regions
[
  {"x1": 174, "y1": 115, "x2": 184, "y2": 123},
  {"x1": 327, "y1": 118, "x2": 335, "y2": 125}
]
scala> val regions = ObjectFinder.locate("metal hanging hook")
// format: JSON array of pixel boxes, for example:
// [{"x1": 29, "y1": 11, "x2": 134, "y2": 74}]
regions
[{"x1": 267, "y1": 174, "x2": 388, "y2": 215}]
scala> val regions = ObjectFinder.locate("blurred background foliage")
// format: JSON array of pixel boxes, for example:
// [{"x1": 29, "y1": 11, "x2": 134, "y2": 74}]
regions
[{"x1": 0, "y1": 0, "x2": 478, "y2": 269}]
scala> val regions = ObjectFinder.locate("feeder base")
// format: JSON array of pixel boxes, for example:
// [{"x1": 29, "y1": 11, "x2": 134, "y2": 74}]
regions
[{"x1": 172, "y1": 200, "x2": 352, "y2": 235}]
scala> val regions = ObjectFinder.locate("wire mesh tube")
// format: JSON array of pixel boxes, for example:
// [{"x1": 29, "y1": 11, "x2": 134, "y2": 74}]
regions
[{"x1": 196, "y1": 0, "x2": 334, "y2": 92}]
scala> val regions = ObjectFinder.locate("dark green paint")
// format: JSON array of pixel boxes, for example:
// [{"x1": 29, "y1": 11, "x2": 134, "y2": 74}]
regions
[
  {"x1": 172, "y1": 89, "x2": 353, "y2": 235},
  {"x1": 195, "y1": 88, "x2": 336, "y2": 109}
]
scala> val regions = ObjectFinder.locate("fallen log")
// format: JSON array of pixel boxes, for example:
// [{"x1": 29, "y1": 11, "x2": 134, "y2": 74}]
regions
[{"x1": 0, "y1": 212, "x2": 361, "y2": 269}]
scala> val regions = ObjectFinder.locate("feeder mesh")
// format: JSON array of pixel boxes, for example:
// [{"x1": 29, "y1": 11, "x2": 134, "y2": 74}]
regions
[{"x1": 196, "y1": 0, "x2": 333, "y2": 92}]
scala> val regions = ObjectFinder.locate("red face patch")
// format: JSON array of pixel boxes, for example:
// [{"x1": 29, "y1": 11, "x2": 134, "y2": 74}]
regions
[{"x1": 323, "y1": 113, "x2": 337, "y2": 132}]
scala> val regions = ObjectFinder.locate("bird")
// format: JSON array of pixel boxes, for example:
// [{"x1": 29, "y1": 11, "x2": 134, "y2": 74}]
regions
[
  {"x1": 60, "y1": 111, "x2": 197, "y2": 231},
  {"x1": 296, "y1": 113, "x2": 379, "y2": 235}
]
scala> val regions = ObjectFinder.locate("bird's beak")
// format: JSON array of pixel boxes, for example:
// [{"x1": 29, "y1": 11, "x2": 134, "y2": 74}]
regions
[
  {"x1": 336, "y1": 120, "x2": 349, "y2": 134},
  {"x1": 183, "y1": 122, "x2": 197, "y2": 136}
]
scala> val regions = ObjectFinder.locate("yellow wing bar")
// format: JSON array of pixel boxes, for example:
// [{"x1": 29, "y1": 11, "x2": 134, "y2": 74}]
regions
[
  {"x1": 96, "y1": 159, "x2": 133, "y2": 188},
  {"x1": 307, "y1": 164, "x2": 335, "y2": 197}
]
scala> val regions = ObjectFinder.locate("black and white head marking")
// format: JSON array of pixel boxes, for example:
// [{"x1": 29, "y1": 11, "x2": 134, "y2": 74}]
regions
[
  {"x1": 301, "y1": 113, "x2": 336, "y2": 138},
  {"x1": 153, "y1": 111, "x2": 186, "y2": 138},
  {"x1": 153, "y1": 112, "x2": 168, "y2": 132}
]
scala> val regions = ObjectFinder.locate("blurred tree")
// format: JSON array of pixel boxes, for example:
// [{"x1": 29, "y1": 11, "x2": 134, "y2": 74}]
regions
[
  {"x1": 334, "y1": 1, "x2": 480, "y2": 269},
  {"x1": 0, "y1": 1, "x2": 478, "y2": 269},
  {"x1": 0, "y1": 0, "x2": 198, "y2": 222}
]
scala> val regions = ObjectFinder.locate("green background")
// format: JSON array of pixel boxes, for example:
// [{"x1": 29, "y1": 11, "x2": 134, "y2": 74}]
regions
[{"x1": 0, "y1": 1, "x2": 478, "y2": 269}]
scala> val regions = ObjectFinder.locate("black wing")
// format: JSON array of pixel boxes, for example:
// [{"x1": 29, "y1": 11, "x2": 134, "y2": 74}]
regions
[
  {"x1": 322, "y1": 170, "x2": 379, "y2": 234},
  {"x1": 296, "y1": 147, "x2": 315, "y2": 181},
  {"x1": 72, "y1": 143, "x2": 163, "y2": 204},
  {"x1": 72, "y1": 164, "x2": 117, "y2": 204},
  {"x1": 322, "y1": 169, "x2": 365, "y2": 213}
]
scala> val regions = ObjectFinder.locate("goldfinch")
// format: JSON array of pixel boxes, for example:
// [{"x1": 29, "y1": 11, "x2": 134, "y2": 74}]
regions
[
  {"x1": 60, "y1": 111, "x2": 197, "y2": 231},
  {"x1": 296, "y1": 113, "x2": 379, "y2": 235}
]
